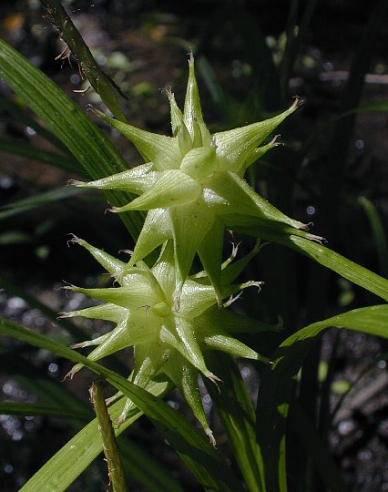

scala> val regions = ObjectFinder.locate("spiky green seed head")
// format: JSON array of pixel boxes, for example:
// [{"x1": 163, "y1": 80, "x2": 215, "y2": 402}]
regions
[
  {"x1": 71, "y1": 55, "x2": 310, "y2": 300},
  {"x1": 62, "y1": 236, "x2": 278, "y2": 441}
]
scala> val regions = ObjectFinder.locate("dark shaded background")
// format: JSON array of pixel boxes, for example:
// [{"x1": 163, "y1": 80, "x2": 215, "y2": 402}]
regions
[{"x1": 1, "y1": 1, "x2": 388, "y2": 490}]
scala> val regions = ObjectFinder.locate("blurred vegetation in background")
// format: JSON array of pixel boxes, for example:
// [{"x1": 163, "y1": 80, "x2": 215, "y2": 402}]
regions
[{"x1": 1, "y1": 1, "x2": 388, "y2": 491}]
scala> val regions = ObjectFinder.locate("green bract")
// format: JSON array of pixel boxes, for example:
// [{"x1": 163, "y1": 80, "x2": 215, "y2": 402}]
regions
[
  {"x1": 71, "y1": 54, "x2": 313, "y2": 303},
  {"x1": 61, "y1": 236, "x2": 277, "y2": 443}
]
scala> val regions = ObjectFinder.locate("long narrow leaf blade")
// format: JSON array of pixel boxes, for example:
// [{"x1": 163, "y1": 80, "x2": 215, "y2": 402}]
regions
[
  {"x1": 206, "y1": 352, "x2": 265, "y2": 492},
  {"x1": 117, "y1": 437, "x2": 185, "y2": 492},
  {"x1": 237, "y1": 222, "x2": 388, "y2": 302},
  {"x1": 359, "y1": 196, "x2": 388, "y2": 278},
  {"x1": 0, "y1": 186, "x2": 85, "y2": 220},
  {"x1": 0, "y1": 318, "x2": 243, "y2": 491},
  {"x1": 256, "y1": 304, "x2": 388, "y2": 492},
  {"x1": 0, "y1": 138, "x2": 81, "y2": 174},
  {"x1": 0, "y1": 96, "x2": 70, "y2": 153},
  {"x1": 0, "y1": 402, "x2": 89, "y2": 420},
  {"x1": 23, "y1": 398, "x2": 143, "y2": 492},
  {"x1": 0, "y1": 38, "x2": 143, "y2": 239},
  {"x1": 287, "y1": 235, "x2": 388, "y2": 301}
]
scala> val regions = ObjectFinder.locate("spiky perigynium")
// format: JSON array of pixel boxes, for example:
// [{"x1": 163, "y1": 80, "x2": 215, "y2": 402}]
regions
[
  {"x1": 71, "y1": 55, "x2": 320, "y2": 303},
  {"x1": 61, "y1": 236, "x2": 277, "y2": 443}
]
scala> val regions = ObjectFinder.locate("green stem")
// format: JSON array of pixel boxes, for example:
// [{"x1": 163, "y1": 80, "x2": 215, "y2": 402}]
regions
[
  {"x1": 90, "y1": 380, "x2": 129, "y2": 492},
  {"x1": 39, "y1": 0, "x2": 128, "y2": 123}
]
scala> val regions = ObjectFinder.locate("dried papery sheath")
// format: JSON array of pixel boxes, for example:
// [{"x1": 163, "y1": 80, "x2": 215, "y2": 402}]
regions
[
  {"x1": 61, "y1": 237, "x2": 278, "y2": 442},
  {"x1": 71, "y1": 54, "x2": 316, "y2": 300}
]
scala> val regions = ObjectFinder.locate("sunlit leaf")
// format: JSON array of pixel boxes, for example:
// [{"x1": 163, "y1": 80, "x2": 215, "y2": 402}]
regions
[
  {"x1": 0, "y1": 317, "x2": 243, "y2": 492},
  {"x1": 0, "y1": 38, "x2": 143, "y2": 239}
]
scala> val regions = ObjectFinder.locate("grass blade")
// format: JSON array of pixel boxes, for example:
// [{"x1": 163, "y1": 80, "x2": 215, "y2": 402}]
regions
[
  {"x1": 233, "y1": 222, "x2": 388, "y2": 302},
  {"x1": 359, "y1": 196, "x2": 388, "y2": 278},
  {"x1": 22, "y1": 398, "x2": 143, "y2": 492},
  {"x1": 288, "y1": 401, "x2": 346, "y2": 492},
  {"x1": 206, "y1": 352, "x2": 265, "y2": 492},
  {"x1": 287, "y1": 235, "x2": 388, "y2": 301},
  {"x1": 256, "y1": 304, "x2": 388, "y2": 492},
  {"x1": 0, "y1": 38, "x2": 143, "y2": 240},
  {"x1": 117, "y1": 436, "x2": 185, "y2": 492},
  {"x1": 0, "y1": 186, "x2": 85, "y2": 221},
  {"x1": 239, "y1": 228, "x2": 388, "y2": 302},
  {"x1": 0, "y1": 137, "x2": 82, "y2": 174},
  {"x1": 0, "y1": 317, "x2": 243, "y2": 491},
  {"x1": 0, "y1": 96, "x2": 70, "y2": 154},
  {"x1": 0, "y1": 346, "x2": 181, "y2": 491},
  {"x1": 0, "y1": 402, "x2": 90, "y2": 421}
]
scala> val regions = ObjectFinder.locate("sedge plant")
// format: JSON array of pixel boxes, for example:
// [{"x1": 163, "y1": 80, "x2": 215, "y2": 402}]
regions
[
  {"x1": 59, "y1": 54, "x2": 317, "y2": 445},
  {"x1": 1, "y1": 2, "x2": 388, "y2": 491}
]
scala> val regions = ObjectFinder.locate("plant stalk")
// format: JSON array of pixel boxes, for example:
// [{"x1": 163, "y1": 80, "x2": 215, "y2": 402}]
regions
[
  {"x1": 90, "y1": 380, "x2": 129, "y2": 492},
  {"x1": 39, "y1": 0, "x2": 128, "y2": 122}
]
